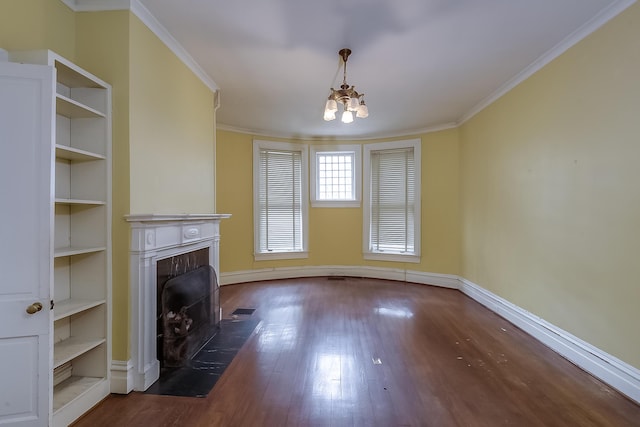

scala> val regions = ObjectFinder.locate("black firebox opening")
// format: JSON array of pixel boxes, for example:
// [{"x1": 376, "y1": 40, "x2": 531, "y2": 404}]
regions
[{"x1": 156, "y1": 249, "x2": 220, "y2": 368}]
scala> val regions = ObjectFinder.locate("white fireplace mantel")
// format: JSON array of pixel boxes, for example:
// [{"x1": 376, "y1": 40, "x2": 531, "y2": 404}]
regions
[{"x1": 125, "y1": 213, "x2": 230, "y2": 391}]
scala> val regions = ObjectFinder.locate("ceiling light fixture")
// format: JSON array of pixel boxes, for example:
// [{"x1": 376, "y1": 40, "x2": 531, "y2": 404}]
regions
[{"x1": 323, "y1": 48, "x2": 368, "y2": 123}]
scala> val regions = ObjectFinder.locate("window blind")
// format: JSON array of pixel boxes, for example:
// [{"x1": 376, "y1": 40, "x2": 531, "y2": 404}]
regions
[
  {"x1": 257, "y1": 148, "x2": 303, "y2": 252},
  {"x1": 369, "y1": 147, "x2": 415, "y2": 253}
]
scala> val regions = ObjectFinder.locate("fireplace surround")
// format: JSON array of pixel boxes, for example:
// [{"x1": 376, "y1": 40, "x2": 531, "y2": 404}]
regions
[{"x1": 125, "y1": 214, "x2": 230, "y2": 391}]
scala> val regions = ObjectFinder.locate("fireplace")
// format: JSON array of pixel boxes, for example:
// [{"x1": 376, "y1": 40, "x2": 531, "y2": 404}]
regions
[
  {"x1": 157, "y1": 250, "x2": 220, "y2": 368},
  {"x1": 125, "y1": 214, "x2": 230, "y2": 391}
]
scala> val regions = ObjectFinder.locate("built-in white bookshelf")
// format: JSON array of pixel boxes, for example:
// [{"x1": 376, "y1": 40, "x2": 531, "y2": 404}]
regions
[{"x1": 10, "y1": 50, "x2": 112, "y2": 427}]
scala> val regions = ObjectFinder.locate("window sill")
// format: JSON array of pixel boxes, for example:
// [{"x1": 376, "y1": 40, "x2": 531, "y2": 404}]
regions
[
  {"x1": 363, "y1": 252, "x2": 421, "y2": 263},
  {"x1": 254, "y1": 251, "x2": 309, "y2": 261},
  {"x1": 311, "y1": 200, "x2": 361, "y2": 208}
]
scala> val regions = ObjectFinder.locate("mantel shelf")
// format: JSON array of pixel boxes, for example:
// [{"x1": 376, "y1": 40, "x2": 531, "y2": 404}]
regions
[{"x1": 125, "y1": 213, "x2": 231, "y2": 223}]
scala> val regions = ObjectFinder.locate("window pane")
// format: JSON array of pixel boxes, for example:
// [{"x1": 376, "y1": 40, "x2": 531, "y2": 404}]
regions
[{"x1": 316, "y1": 152, "x2": 355, "y2": 200}]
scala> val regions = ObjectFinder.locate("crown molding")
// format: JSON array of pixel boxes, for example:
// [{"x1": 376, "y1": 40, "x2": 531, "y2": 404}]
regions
[
  {"x1": 63, "y1": 0, "x2": 218, "y2": 92},
  {"x1": 458, "y1": 0, "x2": 637, "y2": 125},
  {"x1": 61, "y1": 0, "x2": 131, "y2": 11},
  {"x1": 216, "y1": 121, "x2": 458, "y2": 141},
  {"x1": 129, "y1": 0, "x2": 218, "y2": 92}
]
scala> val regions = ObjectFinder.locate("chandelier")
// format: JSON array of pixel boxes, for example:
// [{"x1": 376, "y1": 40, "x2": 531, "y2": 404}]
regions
[{"x1": 323, "y1": 48, "x2": 369, "y2": 123}]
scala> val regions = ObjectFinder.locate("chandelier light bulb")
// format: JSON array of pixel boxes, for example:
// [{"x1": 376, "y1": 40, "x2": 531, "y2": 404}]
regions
[
  {"x1": 324, "y1": 109, "x2": 336, "y2": 121},
  {"x1": 341, "y1": 110, "x2": 354, "y2": 123},
  {"x1": 356, "y1": 102, "x2": 368, "y2": 118},
  {"x1": 325, "y1": 98, "x2": 338, "y2": 113}
]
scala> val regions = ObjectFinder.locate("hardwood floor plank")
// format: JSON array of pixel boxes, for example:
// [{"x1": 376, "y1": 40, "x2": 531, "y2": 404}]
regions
[{"x1": 74, "y1": 278, "x2": 640, "y2": 426}]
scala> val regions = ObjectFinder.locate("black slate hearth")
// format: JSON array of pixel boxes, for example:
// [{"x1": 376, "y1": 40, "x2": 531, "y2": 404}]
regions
[{"x1": 145, "y1": 318, "x2": 260, "y2": 398}]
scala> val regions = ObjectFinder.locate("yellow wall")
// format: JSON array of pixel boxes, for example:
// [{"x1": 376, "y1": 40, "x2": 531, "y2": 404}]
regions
[
  {"x1": 216, "y1": 129, "x2": 461, "y2": 275},
  {"x1": 0, "y1": 0, "x2": 75, "y2": 59},
  {"x1": 216, "y1": 130, "x2": 255, "y2": 272},
  {"x1": 75, "y1": 10, "x2": 131, "y2": 361},
  {"x1": 460, "y1": 2, "x2": 640, "y2": 367},
  {"x1": 129, "y1": 17, "x2": 215, "y2": 214}
]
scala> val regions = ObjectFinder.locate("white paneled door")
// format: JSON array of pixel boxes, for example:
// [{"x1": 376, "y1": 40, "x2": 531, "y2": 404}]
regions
[{"x1": 0, "y1": 61, "x2": 53, "y2": 426}]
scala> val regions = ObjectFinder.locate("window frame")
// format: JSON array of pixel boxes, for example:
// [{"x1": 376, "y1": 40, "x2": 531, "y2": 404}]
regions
[
  {"x1": 253, "y1": 139, "x2": 309, "y2": 261},
  {"x1": 310, "y1": 144, "x2": 361, "y2": 208},
  {"x1": 362, "y1": 138, "x2": 421, "y2": 263}
]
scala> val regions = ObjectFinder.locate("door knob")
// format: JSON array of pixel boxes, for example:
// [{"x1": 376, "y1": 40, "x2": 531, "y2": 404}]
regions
[{"x1": 26, "y1": 302, "x2": 43, "y2": 314}]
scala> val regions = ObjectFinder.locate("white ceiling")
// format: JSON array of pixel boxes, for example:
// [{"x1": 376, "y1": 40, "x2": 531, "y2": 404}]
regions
[{"x1": 134, "y1": 0, "x2": 632, "y2": 139}]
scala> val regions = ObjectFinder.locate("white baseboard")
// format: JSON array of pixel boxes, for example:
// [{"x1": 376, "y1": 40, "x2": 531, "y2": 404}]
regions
[
  {"x1": 406, "y1": 270, "x2": 460, "y2": 289},
  {"x1": 459, "y1": 277, "x2": 640, "y2": 404},
  {"x1": 220, "y1": 265, "x2": 459, "y2": 289},
  {"x1": 110, "y1": 360, "x2": 134, "y2": 394}
]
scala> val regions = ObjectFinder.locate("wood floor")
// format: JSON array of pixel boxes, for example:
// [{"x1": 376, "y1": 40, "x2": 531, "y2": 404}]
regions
[{"x1": 74, "y1": 278, "x2": 640, "y2": 426}]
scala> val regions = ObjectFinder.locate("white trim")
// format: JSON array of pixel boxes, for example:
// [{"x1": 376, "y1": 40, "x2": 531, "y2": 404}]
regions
[
  {"x1": 219, "y1": 266, "x2": 459, "y2": 289},
  {"x1": 60, "y1": 0, "x2": 76, "y2": 9},
  {"x1": 63, "y1": 0, "x2": 132, "y2": 11},
  {"x1": 312, "y1": 201, "x2": 361, "y2": 208},
  {"x1": 363, "y1": 252, "x2": 421, "y2": 263},
  {"x1": 110, "y1": 360, "x2": 134, "y2": 394},
  {"x1": 125, "y1": 213, "x2": 230, "y2": 223},
  {"x1": 216, "y1": 122, "x2": 458, "y2": 142},
  {"x1": 458, "y1": 277, "x2": 640, "y2": 404},
  {"x1": 458, "y1": 0, "x2": 637, "y2": 125},
  {"x1": 253, "y1": 139, "x2": 309, "y2": 260},
  {"x1": 310, "y1": 144, "x2": 362, "y2": 207},
  {"x1": 363, "y1": 138, "x2": 422, "y2": 259},
  {"x1": 406, "y1": 270, "x2": 460, "y2": 289},
  {"x1": 253, "y1": 251, "x2": 309, "y2": 261},
  {"x1": 64, "y1": 0, "x2": 219, "y2": 93}
]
